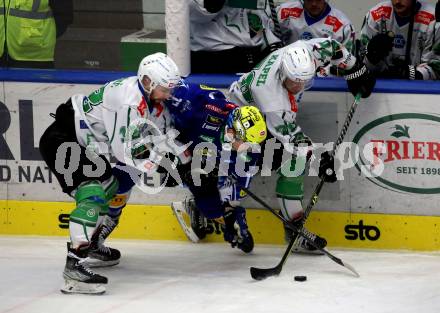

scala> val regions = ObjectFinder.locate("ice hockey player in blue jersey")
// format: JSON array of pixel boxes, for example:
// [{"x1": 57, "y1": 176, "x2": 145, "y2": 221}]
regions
[
  {"x1": 168, "y1": 83, "x2": 267, "y2": 253},
  {"x1": 101, "y1": 82, "x2": 268, "y2": 254}
]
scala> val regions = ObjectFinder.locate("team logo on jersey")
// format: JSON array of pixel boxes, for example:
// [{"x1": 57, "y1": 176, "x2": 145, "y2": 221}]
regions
[
  {"x1": 371, "y1": 5, "x2": 392, "y2": 21},
  {"x1": 206, "y1": 114, "x2": 222, "y2": 125},
  {"x1": 393, "y1": 34, "x2": 406, "y2": 49},
  {"x1": 324, "y1": 15, "x2": 343, "y2": 33},
  {"x1": 300, "y1": 32, "x2": 313, "y2": 40},
  {"x1": 280, "y1": 7, "x2": 303, "y2": 19},
  {"x1": 415, "y1": 11, "x2": 435, "y2": 25},
  {"x1": 248, "y1": 12, "x2": 263, "y2": 38}
]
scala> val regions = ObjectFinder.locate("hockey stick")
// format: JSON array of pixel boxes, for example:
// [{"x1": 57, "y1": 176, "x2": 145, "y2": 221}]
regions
[
  {"x1": 248, "y1": 93, "x2": 362, "y2": 280},
  {"x1": 234, "y1": 181, "x2": 359, "y2": 280},
  {"x1": 404, "y1": 0, "x2": 417, "y2": 64},
  {"x1": 268, "y1": 0, "x2": 282, "y2": 39},
  {"x1": 436, "y1": 0, "x2": 440, "y2": 22}
]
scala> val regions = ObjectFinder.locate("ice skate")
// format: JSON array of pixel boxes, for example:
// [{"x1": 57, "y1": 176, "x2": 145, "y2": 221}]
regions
[{"x1": 61, "y1": 244, "x2": 108, "y2": 295}]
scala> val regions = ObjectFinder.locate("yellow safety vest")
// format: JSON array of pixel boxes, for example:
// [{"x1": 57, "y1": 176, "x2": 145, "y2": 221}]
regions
[{"x1": 1, "y1": 0, "x2": 56, "y2": 62}]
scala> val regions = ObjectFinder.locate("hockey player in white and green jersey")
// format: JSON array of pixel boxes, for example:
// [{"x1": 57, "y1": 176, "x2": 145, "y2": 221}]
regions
[
  {"x1": 276, "y1": 0, "x2": 355, "y2": 76},
  {"x1": 39, "y1": 52, "x2": 182, "y2": 294},
  {"x1": 189, "y1": 0, "x2": 282, "y2": 72},
  {"x1": 229, "y1": 37, "x2": 376, "y2": 253},
  {"x1": 361, "y1": 0, "x2": 440, "y2": 80}
]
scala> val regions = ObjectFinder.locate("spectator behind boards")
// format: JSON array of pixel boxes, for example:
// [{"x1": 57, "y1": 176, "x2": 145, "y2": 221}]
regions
[
  {"x1": 276, "y1": 0, "x2": 355, "y2": 76},
  {"x1": 361, "y1": 0, "x2": 440, "y2": 80},
  {"x1": 0, "y1": 0, "x2": 73, "y2": 69},
  {"x1": 190, "y1": 0, "x2": 282, "y2": 73}
]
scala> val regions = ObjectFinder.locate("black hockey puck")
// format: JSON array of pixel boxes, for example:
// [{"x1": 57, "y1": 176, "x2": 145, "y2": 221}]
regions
[{"x1": 294, "y1": 275, "x2": 307, "y2": 282}]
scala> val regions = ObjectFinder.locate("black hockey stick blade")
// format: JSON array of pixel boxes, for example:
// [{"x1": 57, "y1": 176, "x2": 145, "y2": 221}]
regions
[
  {"x1": 250, "y1": 235, "x2": 296, "y2": 280},
  {"x1": 250, "y1": 264, "x2": 282, "y2": 281},
  {"x1": 250, "y1": 233, "x2": 360, "y2": 280}
]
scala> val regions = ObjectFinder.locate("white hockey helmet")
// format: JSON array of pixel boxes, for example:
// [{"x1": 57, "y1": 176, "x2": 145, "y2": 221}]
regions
[
  {"x1": 280, "y1": 41, "x2": 316, "y2": 90},
  {"x1": 138, "y1": 52, "x2": 181, "y2": 92}
]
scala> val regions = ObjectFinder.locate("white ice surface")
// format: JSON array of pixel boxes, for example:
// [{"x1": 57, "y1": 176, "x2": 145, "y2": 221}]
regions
[{"x1": 0, "y1": 236, "x2": 439, "y2": 313}]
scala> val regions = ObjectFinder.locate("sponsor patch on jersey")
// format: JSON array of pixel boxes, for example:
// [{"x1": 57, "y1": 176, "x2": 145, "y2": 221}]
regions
[
  {"x1": 280, "y1": 7, "x2": 303, "y2": 19},
  {"x1": 202, "y1": 123, "x2": 220, "y2": 131},
  {"x1": 205, "y1": 104, "x2": 230, "y2": 115},
  {"x1": 415, "y1": 11, "x2": 435, "y2": 25},
  {"x1": 199, "y1": 134, "x2": 215, "y2": 142},
  {"x1": 206, "y1": 114, "x2": 223, "y2": 125},
  {"x1": 199, "y1": 84, "x2": 217, "y2": 91},
  {"x1": 324, "y1": 15, "x2": 343, "y2": 33},
  {"x1": 394, "y1": 34, "x2": 406, "y2": 49},
  {"x1": 300, "y1": 32, "x2": 313, "y2": 40},
  {"x1": 371, "y1": 5, "x2": 392, "y2": 21}
]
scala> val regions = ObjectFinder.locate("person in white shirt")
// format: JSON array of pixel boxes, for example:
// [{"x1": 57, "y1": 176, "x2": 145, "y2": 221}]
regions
[
  {"x1": 277, "y1": 0, "x2": 355, "y2": 76},
  {"x1": 361, "y1": 0, "x2": 440, "y2": 80},
  {"x1": 190, "y1": 0, "x2": 281, "y2": 73}
]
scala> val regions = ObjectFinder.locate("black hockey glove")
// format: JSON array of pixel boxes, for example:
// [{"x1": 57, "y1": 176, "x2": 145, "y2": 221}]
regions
[
  {"x1": 344, "y1": 62, "x2": 376, "y2": 98},
  {"x1": 386, "y1": 63, "x2": 423, "y2": 80},
  {"x1": 366, "y1": 32, "x2": 395, "y2": 65},
  {"x1": 318, "y1": 151, "x2": 337, "y2": 183},
  {"x1": 204, "y1": 0, "x2": 226, "y2": 13},
  {"x1": 222, "y1": 206, "x2": 254, "y2": 253}
]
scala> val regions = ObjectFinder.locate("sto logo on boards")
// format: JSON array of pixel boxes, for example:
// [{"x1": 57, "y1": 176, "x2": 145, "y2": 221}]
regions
[{"x1": 344, "y1": 220, "x2": 380, "y2": 241}]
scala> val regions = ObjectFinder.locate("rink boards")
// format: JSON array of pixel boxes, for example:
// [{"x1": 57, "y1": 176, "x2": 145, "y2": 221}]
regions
[
  {"x1": 1, "y1": 199, "x2": 439, "y2": 251},
  {"x1": 1, "y1": 69, "x2": 440, "y2": 251}
]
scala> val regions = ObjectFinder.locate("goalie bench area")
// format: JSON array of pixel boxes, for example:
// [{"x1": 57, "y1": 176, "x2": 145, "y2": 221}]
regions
[{"x1": 0, "y1": 199, "x2": 439, "y2": 251}]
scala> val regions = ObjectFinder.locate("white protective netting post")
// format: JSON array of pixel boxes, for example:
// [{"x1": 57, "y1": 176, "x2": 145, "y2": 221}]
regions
[{"x1": 165, "y1": 0, "x2": 190, "y2": 76}]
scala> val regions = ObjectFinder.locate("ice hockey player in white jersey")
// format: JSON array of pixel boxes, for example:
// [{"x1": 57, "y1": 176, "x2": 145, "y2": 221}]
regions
[
  {"x1": 277, "y1": 0, "x2": 355, "y2": 51},
  {"x1": 190, "y1": 0, "x2": 282, "y2": 73},
  {"x1": 276, "y1": 0, "x2": 355, "y2": 76},
  {"x1": 361, "y1": 0, "x2": 440, "y2": 80},
  {"x1": 39, "y1": 53, "x2": 182, "y2": 294},
  {"x1": 229, "y1": 37, "x2": 376, "y2": 253}
]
